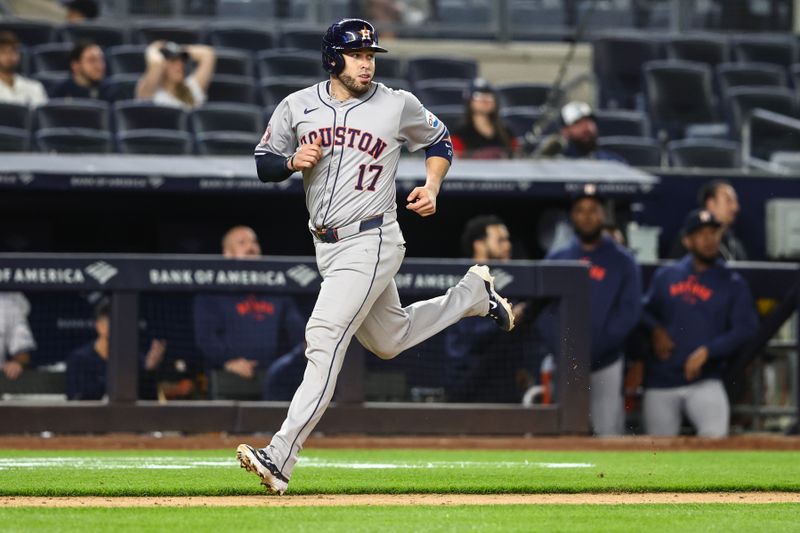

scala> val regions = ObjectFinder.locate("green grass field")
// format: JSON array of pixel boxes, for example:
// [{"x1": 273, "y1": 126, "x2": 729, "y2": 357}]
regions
[
  {"x1": 1, "y1": 449, "x2": 799, "y2": 532},
  {"x1": 0, "y1": 449, "x2": 799, "y2": 496}
]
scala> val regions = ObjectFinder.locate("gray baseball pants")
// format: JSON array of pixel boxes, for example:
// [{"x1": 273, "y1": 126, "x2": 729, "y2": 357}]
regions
[
  {"x1": 590, "y1": 357, "x2": 625, "y2": 436},
  {"x1": 266, "y1": 215, "x2": 489, "y2": 478},
  {"x1": 643, "y1": 378, "x2": 729, "y2": 437}
]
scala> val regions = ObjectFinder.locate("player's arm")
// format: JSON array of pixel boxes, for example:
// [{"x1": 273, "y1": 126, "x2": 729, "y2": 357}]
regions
[
  {"x1": 185, "y1": 44, "x2": 216, "y2": 93},
  {"x1": 407, "y1": 137, "x2": 452, "y2": 217},
  {"x1": 135, "y1": 40, "x2": 167, "y2": 100},
  {"x1": 255, "y1": 99, "x2": 313, "y2": 183}
]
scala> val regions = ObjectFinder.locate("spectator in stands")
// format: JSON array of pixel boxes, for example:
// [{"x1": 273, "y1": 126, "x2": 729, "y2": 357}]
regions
[
  {"x1": 533, "y1": 101, "x2": 624, "y2": 162},
  {"x1": 444, "y1": 215, "x2": 528, "y2": 402},
  {"x1": 669, "y1": 179, "x2": 747, "y2": 261},
  {"x1": 52, "y1": 41, "x2": 115, "y2": 101},
  {"x1": 642, "y1": 209, "x2": 758, "y2": 437},
  {"x1": 537, "y1": 186, "x2": 642, "y2": 436},
  {"x1": 0, "y1": 292, "x2": 36, "y2": 382},
  {"x1": 450, "y1": 78, "x2": 517, "y2": 160},
  {"x1": 136, "y1": 40, "x2": 215, "y2": 110},
  {"x1": 0, "y1": 31, "x2": 48, "y2": 108},
  {"x1": 66, "y1": 299, "x2": 166, "y2": 400},
  {"x1": 192, "y1": 226, "x2": 305, "y2": 395},
  {"x1": 63, "y1": 0, "x2": 99, "y2": 21}
]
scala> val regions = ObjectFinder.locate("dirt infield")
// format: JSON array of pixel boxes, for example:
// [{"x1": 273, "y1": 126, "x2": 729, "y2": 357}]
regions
[
  {"x1": 1, "y1": 493, "x2": 799, "y2": 507},
  {"x1": 0, "y1": 433, "x2": 798, "y2": 451}
]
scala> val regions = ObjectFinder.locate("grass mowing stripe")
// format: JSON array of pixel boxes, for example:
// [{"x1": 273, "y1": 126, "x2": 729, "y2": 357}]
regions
[
  {"x1": 1, "y1": 504, "x2": 799, "y2": 533},
  {"x1": 0, "y1": 450, "x2": 798, "y2": 496}
]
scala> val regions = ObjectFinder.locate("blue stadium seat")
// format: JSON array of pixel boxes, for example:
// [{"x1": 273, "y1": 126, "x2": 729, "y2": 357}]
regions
[
  {"x1": 259, "y1": 78, "x2": 318, "y2": 109},
  {"x1": 108, "y1": 45, "x2": 146, "y2": 75},
  {"x1": 668, "y1": 139, "x2": 741, "y2": 168},
  {"x1": 666, "y1": 34, "x2": 730, "y2": 66},
  {"x1": 114, "y1": 100, "x2": 189, "y2": 132},
  {"x1": 60, "y1": 22, "x2": 127, "y2": 48},
  {"x1": 207, "y1": 22, "x2": 275, "y2": 53},
  {"x1": 733, "y1": 35, "x2": 798, "y2": 68},
  {"x1": 598, "y1": 136, "x2": 662, "y2": 166},
  {"x1": 644, "y1": 60, "x2": 718, "y2": 139},
  {"x1": 36, "y1": 128, "x2": 113, "y2": 153},
  {"x1": 0, "y1": 19, "x2": 55, "y2": 46},
  {"x1": 118, "y1": 129, "x2": 193, "y2": 155},
  {"x1": 594, "y1": 109, "x2": 651, "y2": 137},
  {"x1": 407, "y1": 56, "x2": 478, "y2": 86},
  {"x1": 190, "y1": 103, "x2": 263, "y2": 136},
  {"x1": 256, "y1": 50, "x2": 322, "y2": 81},
  {"x1": 279, "y1": 28, "x2": 325, "y2": 51},
  {"x1": 35, "y1": 98, "x2": 110, "y2": 130},
  {"x1": 105, "y1": 74, "x2": 141, "y2": 102},
  {"x1": 196, "y1": 132, "x2": 259, "y2": 155},
  {"x1": 716, "y1": 62, "x2": 787, "y2": 94},
  {"x1": 376, "y1": 56, "x2": 404, "y2": 79},
  {"x1": 32, "y1": 43, "x2": 72, "y2": 74},
  {"x1": 213, "y1": 48, "x2": 254, "y2": 78},
  {"x1": 132, "y1": 22, "x2": 204, "y2": 45},
  {"x1": 0, "y1": 101, "x2": 30, "y2": 151},
  {"x1": 414, "y1": 80, "x2": 469, "y2": 107},
  {"x1": 206, "y1": 75, "x2": 258, "y2": 105},
  {"x1": 593, "y1": 34, "x2": 662, "y2": 109},
  {"x1": 0, "y1": 127, "x2": 29, "y2": 151},
  {"x1": 496, "y1": 83, "x2": 554, "y2": 109}
]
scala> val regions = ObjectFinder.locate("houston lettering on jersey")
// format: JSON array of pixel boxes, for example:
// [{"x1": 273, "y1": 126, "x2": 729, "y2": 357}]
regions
[
  {"x1": 669, "y1": 275, "x2": 713, "y2": 304},
  {"x1": 300, "y1": 127, "x2": 388, "y2": 160},
  {"x1": 236, "y1": 295, "x2": 276, "y2": 321}
]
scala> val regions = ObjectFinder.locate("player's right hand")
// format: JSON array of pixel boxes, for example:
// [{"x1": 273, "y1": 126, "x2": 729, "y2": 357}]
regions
[
  {"x1": 290, "y1": 135, "x2": 323, "y2": 170},
  {"x1": 224, "y1": 358, "x2": 258, "y2": 380},
  {"x1": 651, "y1": 326, "x2": 675, "y2": 360}
]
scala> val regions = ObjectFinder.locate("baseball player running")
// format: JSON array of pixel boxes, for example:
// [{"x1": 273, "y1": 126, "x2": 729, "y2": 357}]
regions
[{"x1": 237, "y1": 18, "x2": 514, "y2": 495}]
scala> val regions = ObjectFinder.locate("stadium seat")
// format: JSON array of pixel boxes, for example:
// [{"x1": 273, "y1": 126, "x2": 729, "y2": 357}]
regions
[
  {"x1": 207, "y1": 23, "x2": 276, "y2": 53},
  {"x1": 35, "y1": 99, "x2": 110, "y2": 131},
  {"x1": 0, "y1": 101, "x2": 31, "y2": 131},
  {"x1": 509, "y1": 1, "x2": 565, "y2": 34},
  {"x1": 496, "y1": 83, "x2": 554, "y2": 109},
  {"x1": 190, "y1": 103, "x2": 263, "y2": 135},
  {"x1": 212, "y1": 48, "x2": 253, "y2": 77},
  {"x1": 132, "y1": 22, "x2": 204, "y2": 45},
  {"x1": 196, "y1": 132, "x2": 259, "y2": 155},
  {"x1": 105, "y1": 74, "x2": 140, "y2": 102},
  {"x1": 644, "y1": 60, "x2": 718, "y2": 139},
  {"x1": 717, "y1": 62, "x2": 787, "y2": 94},
  {"x1": 598, "y1": 136, "x2": 663, "y2": 166},
  {"x1": 666, "y1": 34, "x2": 729, "y2": 66},
  {"x1": 32, "y1": 43, "x2": 72, "y2": 74},
  {"x1": 16, "y1": 43, "x2": 30, "y2": 76},
  {"x1": 280, "y1": 28, "x2": 326, "y2": 51},
  {"x1": 0, "y1": 127, "x2": 29, "y2": 151},
  {"x1": 256, "y1": 50, "x2": 323, "y2": 81},
  {"x1": 36, "y1": 128, "x2": 112, "y2": 153},
  {"x1": 118, "y1": 129, "x2": 193, "y2": 155},
  {"x1": 592, "y1": 34, "x2": 662, "y2": 109},
  {"x1": 0, "y1": 102, "x2": 31, "y2": 150},
  {"x1": 260, "y1": 79, "x2": 317, "y2": 109},
  {"x1": 427, "y1": 105, "x2": 465, "y2": 131},
  {"x1": 725, "y1": 86, "x2": 798, "y2": 159},
  {"x1": 60, "y1": 23, "x2": 127, "y2": 48},
  {"x1": 414, "y1": 80, "x2": 469, "y2": 107},
  {"x1": 32, "y1": 71, "x2": 70, "y2": 96},
  {"x1": 577, "y1": 0, "x2": 634, "y2": 30},
  {"x1": 376, "y1": 56, "x2": 404, "y2": 80},
  {"x1": 733, "y1": 36, "x2": 798, "y2": 68},
  {"x1": 217, "y1": 0, "x2": 278, "y2": 18},
  {"x1": 594, "y1": 109, "x2": 651, "y2": 137},
  {"x1": 407, "y1": 56, "x2": 478, "y2": 86},
  {"x1": 114, "y1": 100, "x2": 189, "y2": 132},
  {"x1": 668, "y1": 139, "x2": 741, "y2": 168},
  {"x1": 206, "y1": 75, "x2": 258, "y2": 105},
  {"x1": 435, "y1": 0, "x2": 492, "y2": 25},
  {"x1": 0, "y1": 19, "x2": 55, "y2": 46},
  {"x1": 108, "y1": 45, "x2": 146, "y2": 75},
  {"x1": 375, "y1": 77, "x2": 409, "y2": 91},
  {"x1": 500, "y1": 107, "x2": 549, "y2": 139}
]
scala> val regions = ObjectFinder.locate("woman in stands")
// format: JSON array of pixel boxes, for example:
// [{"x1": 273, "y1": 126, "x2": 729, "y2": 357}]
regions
[
  {"x1": 450, "y1": 78, "x2": 517, "y2": 159},
  {"x1": 135, "y1": 40, "x2": 215, "y2": 109}
]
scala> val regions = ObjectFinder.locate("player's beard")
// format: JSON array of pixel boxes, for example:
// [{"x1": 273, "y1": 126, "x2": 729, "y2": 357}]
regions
[
  {"x1": 338, "y1": 72, "x2": 371, "y2": 95},
  {"x1": 576, "y1": 225, "x2": 603, "y2": 245}
]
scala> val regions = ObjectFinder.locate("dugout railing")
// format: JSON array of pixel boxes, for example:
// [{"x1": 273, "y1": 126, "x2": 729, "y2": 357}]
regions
[{"x1": 0, "y1": 254, "x2": 590, "y2": 435}]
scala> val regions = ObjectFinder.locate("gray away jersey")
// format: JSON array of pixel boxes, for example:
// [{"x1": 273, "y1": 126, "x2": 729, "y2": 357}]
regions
[{"x1": 254, "y1": 81, "x2": 448, "y2": 229}]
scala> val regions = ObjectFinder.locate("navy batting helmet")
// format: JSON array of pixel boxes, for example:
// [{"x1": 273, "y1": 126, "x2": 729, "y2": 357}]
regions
[{"x1": 322, "y1": 18, "x2": 388, "y2": 75}]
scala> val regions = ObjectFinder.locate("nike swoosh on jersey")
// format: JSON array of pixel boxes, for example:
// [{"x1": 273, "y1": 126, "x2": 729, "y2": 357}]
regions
[{"x1": 304, "y1": 107, "x2": 319, "y2": 114}]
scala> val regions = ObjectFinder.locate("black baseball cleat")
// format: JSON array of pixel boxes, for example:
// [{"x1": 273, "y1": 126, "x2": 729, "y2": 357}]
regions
[
  {"x1": 236, "y1": 444, "x2": 289, "y2": 495},
  {"x1": 468, "y1": 265, "x2": 515, "y2": 332}
]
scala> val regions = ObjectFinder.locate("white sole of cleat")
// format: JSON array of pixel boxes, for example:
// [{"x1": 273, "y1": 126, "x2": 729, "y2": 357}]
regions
[
  {"x1": 468, "y1": 264, "x2": 515, "y2": 331},
  {"x1": 236, "y1": 444, "x2": 288, "y2": 495}
]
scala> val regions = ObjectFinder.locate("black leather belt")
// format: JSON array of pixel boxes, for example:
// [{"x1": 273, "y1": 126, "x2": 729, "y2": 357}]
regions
[{"x1": 313, "y1": 214, "x2": 384, "y2": 243}]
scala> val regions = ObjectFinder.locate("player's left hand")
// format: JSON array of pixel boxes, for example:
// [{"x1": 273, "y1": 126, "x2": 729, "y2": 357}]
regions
[
  {"x1": 684, "y1": 345, "x2": 709, "y2": 381},
  {"x1": 2, "y1": 360, "x2": 23, "y2": 381},
  {"x1": 406, "y1": 186, "x2": 437, "y2": 217}
]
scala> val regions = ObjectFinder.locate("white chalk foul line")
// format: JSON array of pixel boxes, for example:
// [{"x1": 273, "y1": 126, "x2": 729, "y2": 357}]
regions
[{"x1": 0, "y1": 457, "x2": 594, "y2": 470}]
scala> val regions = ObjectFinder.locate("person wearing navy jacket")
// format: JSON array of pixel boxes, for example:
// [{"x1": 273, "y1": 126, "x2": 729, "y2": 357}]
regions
[
  {"x1": 642, "y1": 209, "x2": 758, "y2": 437},
  {"x1": 192, "y1": 226, "x2": 305, "y2": 392},
  {"x1": 539, "y1": 187, "x2": 642, "y2": 435}
]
